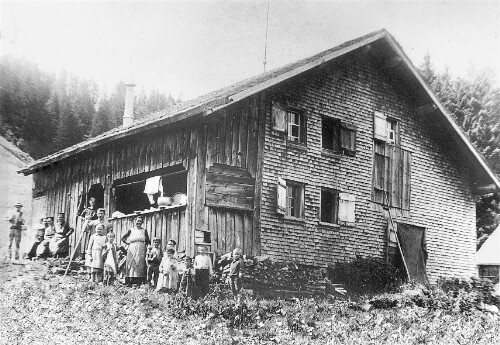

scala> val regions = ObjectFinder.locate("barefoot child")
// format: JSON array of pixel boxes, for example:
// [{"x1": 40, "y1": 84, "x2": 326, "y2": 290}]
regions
[
  {"x1": 86, "y1": 224, "x2": 107, "y2": 283},
  {"x1": 179, "y1": 256, "x2": 195, "y2": 297},
  {"x1": 146, "y1": 237, "x2": 162, "y2": 288},
  {"x1": 157, "y1": 249, "x2": 178, "y2": 292},
  {"x1": 102, "y1": 232, "x2": 119, "y2": 285},
  {"x1": 193, "y1": 245, "x2": 213, "y2": 298}
]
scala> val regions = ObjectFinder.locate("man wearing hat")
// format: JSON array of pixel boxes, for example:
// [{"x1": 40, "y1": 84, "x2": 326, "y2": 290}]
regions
[{"x1": 6, "y1": 202, "x2": 26, "y2": 260}]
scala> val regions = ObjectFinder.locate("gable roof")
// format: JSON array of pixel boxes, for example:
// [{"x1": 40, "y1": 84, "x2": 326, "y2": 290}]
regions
[
  {"x1": 477, "y1": 226, "x2": 500, "y2": 265},
  {"x1": 18, "y1": 29, "x2": 500, "y2": 192}
]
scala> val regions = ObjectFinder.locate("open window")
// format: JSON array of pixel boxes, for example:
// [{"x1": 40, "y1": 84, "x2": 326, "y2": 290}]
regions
[
  {"x1": 322, "y1": 116, "x2": 356, "y2": 156},
  {"x1": 112, "y1": 164, "x2": 187, "y2": 215},
  {"x1": 276, "y1": 178, "x2": 304, "y2": 219},
  {"x1": 320, "y1": 188, "x2": 339, "y2": 224},
  {"x1": 374, "y1": 111, "x2": 399, "y2": 145},
  {"x1": 272, "y1": 101, "x2": 307, "y2": 145}
]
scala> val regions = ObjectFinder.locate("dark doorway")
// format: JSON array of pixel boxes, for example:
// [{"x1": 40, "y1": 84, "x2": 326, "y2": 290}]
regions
[{"x1": 397, "y1": 223, "x2": 429, "y2": 286}]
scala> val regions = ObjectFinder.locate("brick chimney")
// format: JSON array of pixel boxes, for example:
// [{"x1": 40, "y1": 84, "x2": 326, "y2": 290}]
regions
[{"x1": 123, "y1": 83, "x2": 136, "y2": 127}]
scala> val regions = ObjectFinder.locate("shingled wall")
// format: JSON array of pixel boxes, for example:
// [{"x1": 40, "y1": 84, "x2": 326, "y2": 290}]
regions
[{"x1": 258, "y1": 54, "x2": 476, "y2": 283}]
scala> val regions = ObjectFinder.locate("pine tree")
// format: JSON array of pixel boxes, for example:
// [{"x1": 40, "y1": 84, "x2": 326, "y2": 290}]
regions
[
  {"x1": 90, "y1": 98, "x2": 113, "y2": 136},
  {"x1": 419, "y1": 56, "x2": 500, "y2": 248}
]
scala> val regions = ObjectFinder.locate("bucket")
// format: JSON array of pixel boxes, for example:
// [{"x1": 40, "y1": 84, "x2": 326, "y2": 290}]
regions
[{"x1": 172, "y1": 192, "x2": 187, "y2": 205}]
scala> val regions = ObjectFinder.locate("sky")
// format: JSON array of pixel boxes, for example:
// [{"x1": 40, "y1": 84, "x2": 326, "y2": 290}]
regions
[{"x1": 1, "y1": 0, "x2": 500, "y2": 100}]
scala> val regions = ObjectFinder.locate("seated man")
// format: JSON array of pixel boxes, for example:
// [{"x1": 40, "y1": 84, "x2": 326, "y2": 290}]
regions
[{"x1": 27, "y1": 217, "x2": 46, "y2": 260}]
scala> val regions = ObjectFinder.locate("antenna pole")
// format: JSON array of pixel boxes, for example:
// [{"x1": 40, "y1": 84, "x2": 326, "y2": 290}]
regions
[{"x1": 263, "y1": 0, "x2": 270, "y2": 72}]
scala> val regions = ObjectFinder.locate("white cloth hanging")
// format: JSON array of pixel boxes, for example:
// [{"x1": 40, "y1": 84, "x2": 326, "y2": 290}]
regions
[
  {"x1": 144, "y1": 176, "x2": 163, "y2": 205},
  {"x1": 144, "y1": 176, "x2": 162, "y2": 194}
]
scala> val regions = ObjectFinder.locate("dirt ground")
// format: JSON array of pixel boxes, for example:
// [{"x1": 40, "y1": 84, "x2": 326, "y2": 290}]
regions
[{"x1": 2, "y1": 253, "x2": 500, "y2": 345}]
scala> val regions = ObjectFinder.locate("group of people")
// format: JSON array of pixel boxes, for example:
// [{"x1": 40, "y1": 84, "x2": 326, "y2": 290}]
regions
[
  {"x1": 26, "y1": 212, "x2": 74, "y2": 260},
  {"x1": 7, "y1": 202, "x2": 244, "y2": 299},
  {"x1": 85, "y1": 214, "x2": 244, "y2": 299}
]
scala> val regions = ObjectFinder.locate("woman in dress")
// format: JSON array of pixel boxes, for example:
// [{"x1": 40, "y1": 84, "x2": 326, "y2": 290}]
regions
[
  {"x1": 121, "y1": 215, "x2": 150, "y2": 285},
  {"x1": 49, "y1": 212, "x2": 74, "y2": 257}
]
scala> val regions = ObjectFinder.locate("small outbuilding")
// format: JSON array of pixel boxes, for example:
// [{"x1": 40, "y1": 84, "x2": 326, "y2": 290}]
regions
[{"x1": 477, "y1": 227, "x2": 500, "y2": 289}]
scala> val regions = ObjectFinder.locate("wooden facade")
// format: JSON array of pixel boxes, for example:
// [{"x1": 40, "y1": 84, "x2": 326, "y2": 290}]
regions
[{"x1": 31, "y1": 96, "x2": 265, "y2": 257}]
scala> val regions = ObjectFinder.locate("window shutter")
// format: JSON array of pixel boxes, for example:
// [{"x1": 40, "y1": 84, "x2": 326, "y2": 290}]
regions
[
  {"x1": 374, "y1": 111, "x2": 387, "y2": 141},
  {"x1": 272, "y1": 102, "x2": 287, "y2": 133},
  {"x1": 340, "y1": 122, "x2": 356, "y2": 156},
  {"x1": 277, "y1": 177, "x2": 287, "y2": 214},
  {"x1": 390, "y1": 146, "x2": 402, "y2": 208},
  {"x1": 338, "y1": 192, "x2": 355, "y2": 223},
  {"x1": 402, "y1": 150, "x2": 412, "y2": 210}
]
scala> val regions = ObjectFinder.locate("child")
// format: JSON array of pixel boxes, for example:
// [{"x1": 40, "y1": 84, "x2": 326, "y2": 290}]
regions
[
  {"x1": 193, "y1": 245, "x2": 213, "y2": 298},
  {"x1": 86, "y1": 223, "x2": 107, "y2": 283},
  {"x1": 146, "y1": 237, "x2": 163, "y2": 288},
  {"x1": 157, "y1": 249, "x2": 178, "y2": 292},
  {"x1": 102, "y1": 232, "x2": 119, "y2": 285},
  {"x1": 229, "y1": 248, "x2": 244, "y2": 299},
  {"x1": 179, "y1": 256, "x2": 195, "y2": 297}
]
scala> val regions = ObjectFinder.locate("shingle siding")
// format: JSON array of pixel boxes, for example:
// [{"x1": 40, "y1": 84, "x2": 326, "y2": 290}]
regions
[{"x1": 258, "y1": 55, "x2": 476, "y2": 283}]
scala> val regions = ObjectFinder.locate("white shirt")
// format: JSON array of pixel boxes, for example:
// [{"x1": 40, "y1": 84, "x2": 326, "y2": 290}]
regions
[{"x1": 193, "y1": 254, "x2": 213, "y2": 275}]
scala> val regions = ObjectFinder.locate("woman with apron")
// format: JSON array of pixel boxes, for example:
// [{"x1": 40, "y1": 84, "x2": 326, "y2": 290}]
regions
[{"x1": 121, "y1": 215, "x2": 150, "y2": 285}]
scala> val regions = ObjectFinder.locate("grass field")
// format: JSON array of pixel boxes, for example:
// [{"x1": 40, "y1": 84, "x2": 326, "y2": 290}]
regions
[{"x1": 1, "y1": 258, "x2": 500, "y2": 345}]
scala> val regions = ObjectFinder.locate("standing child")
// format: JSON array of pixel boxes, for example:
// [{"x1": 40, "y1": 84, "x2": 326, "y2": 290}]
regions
[
  {"x1": 193, "y1": 245, "x2": 213, "y2": 298},
  {"x1": 86, "y1": 224, "x2": 107, "y2": 283},
  {"x1": 179, "y1": 256, "x2": 196, "y2": 297},
  {"x1": 157, "y1": 249, "x2": 178, "y2": 292},
  {"x1": 102, "y1": 232, "x2": 119, "y2": 285},
  {"x1": 146, "y1": 237, "x2": 163, "y2": 288},
  {"x1": 229, "y1": 248, "x2": 244, "y2": 300}
]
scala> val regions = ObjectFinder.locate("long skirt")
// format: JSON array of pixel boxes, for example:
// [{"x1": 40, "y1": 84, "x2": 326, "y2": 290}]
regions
[
  {"x1": 36, "y1": 240, "x2": 50, "y2": 257},
  {"x1": 90, "y1": 248, "x2": 104, "y2": 269},
  {"x1": 125, "y1": 241, "x2": 147, "y2": 278},
  {"x1": 49, "y1": 235, "x2": 68, "y2": 256}
]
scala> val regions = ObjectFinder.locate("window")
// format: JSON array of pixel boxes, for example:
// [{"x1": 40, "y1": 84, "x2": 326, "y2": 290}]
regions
[
  {"x1": 322, "y1": 117, "x2": 341, "y2": 152},
  {"x1": 386, "y1": 118, "x2": 398, "y2": 144},
  {"x1": 372, "y1": 141, "x2": 411, "y2": 209},
  {"x1": 272, "y1": 101, "x2": 306, "y2": 145},
  {"x1": 286, "y1": 181, "x2": 304, "y2": 218},
  {"x1": 374, "y1": 111, "x2": 399, "y2": 145},
  {"x1": 112, "y1": 165, "x2": 187, "y2": 214},
  {"x1": 287, "y1": 110, "x2": 306, "y2": 144},
  {"x1": 320, "y1": 188, "x2": 339, "y2": 224},
  {"x1": 276, "y1": 177, "x2": 304, "y2": 218},
  {"x1": 322, "y1": 116, "x2": 356, "y2": 156}
]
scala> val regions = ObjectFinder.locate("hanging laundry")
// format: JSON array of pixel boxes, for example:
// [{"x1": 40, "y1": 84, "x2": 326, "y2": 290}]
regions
[{"x1": 144, "y1": 176, "x2": 163, "y2": 205}]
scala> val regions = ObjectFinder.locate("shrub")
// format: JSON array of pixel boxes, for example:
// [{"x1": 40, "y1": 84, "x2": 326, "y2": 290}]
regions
[
  {"x1": 328, "y1": 256, "x2": 403, "y2": 294},
  {"x1": 436, "y1": 276, "x2": 500, "y2": 308}
]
